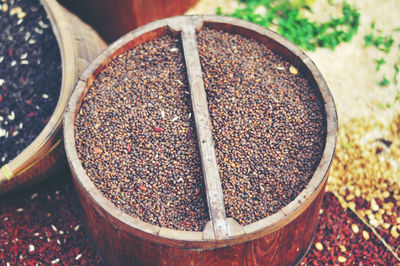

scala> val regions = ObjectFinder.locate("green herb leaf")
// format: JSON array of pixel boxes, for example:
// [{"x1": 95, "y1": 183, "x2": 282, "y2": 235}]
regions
[
  {"x1": 374, "y1": 58, "x2": 386, "y2": 71},
  {"x1": 394, "y1": 64, "x2": 399, "y2": 85},
  {"x1": 378, "y1": 103, "x2": 386, "y2": 109},
  {"x1": 395, "y1": 90, "x2": 400, "y2": 102},
  {"x1": 377, "y1": 75, "x2": 390, "y2": 86},
  {"x1": 343, "y1": 143, "x2": 351, "y2": 148},
  {"x1": 218, "y1": 0, "x2": 360, "y2": 51},
  {"x1": 364, "y1": 31, "x2": 394, "y2": 52},
  {"x1": 364, "y1": 33, "x2": 374, "y2": 47},
  {"x1": 375, "y1": 35, "x2": 394, "y2": 53}
]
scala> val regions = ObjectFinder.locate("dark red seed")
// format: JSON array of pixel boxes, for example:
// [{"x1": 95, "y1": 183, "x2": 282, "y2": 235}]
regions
[
  {"x1": 9, "y1": 49, "x2": 13, "y2": 56},
  {"x1": 42, "y1": 116, "x2": 51, "y2": 124},
  {"x1": 194, "y1": 188, "x2": 200, "y2": 196},
  {"x1": 20, "y1": 77, "x2": 25, "y2": 84},
  {"x1": 0, "y1": 95, "x2": 3, "y2": 103},
  {"x1": 26, "y1": 111, "x2": 35, "y2": 118},
  {"x1": 26, "y1": 98, "x2": 33, "y2": 105},
  {"x1": 153, "y1": 126, "x2": 163, "y2": 132},
  {"x1": 127, "y1": 144, "x2": 131, "y2": 153}
]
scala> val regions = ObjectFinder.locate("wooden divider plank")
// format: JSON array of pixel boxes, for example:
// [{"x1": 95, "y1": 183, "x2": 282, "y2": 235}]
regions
[{"x1": 180, "y1": 18, "x2": 229, "y2": 241}]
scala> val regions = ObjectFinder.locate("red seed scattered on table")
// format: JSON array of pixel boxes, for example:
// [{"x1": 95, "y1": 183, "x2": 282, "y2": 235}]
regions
[
  {"x1": 153, "y1": 126, "x2": 163, "y2": 132},
  {"x1": 0, "y1": 95, "x2": 3, "y2": 103},
  {"x1": 20, "y1": 77, "x2": 25, "y2": 84},
  {"x1": 9, "y1": 49, "x2": 13, "y2": 56},
  {"x1": 301, "y1": 193, "x2": 399, "y2": 264},
  {"x1": 127, "y1": 144, "x2": 131, "y2": 153},
  {"x1": 194, "y1": 188, "x2": 200, "y2": 196},
  {"x1": 26, "y1": 98, "x2": 33, "y2": 104},
  {"x1": 0, "y1": 176, "x2": 101, "y2": 264}
]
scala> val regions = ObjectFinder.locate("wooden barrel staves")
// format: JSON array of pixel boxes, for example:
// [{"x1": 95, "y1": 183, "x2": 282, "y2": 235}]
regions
[
  {"x1": 64, "y1": 15, "x2": 338, "y2": 265},
  {"x1": 0, "y1": 0, "x2": 106, "y2": 195}
]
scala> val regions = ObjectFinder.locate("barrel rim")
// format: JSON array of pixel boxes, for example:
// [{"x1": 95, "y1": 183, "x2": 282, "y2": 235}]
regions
[{"x1": 64, "y1": 15, "x2": 337, "y2": 249}]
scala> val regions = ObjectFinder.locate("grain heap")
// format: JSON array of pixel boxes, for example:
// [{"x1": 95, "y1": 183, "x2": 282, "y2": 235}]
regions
[
  {"x1": 0, "y1": 0, "x2": 61, "y2": 164},
  {"x1": 74, "y1": 26, "x2": 326, "y2": 231},
  {"x1": 198, "y1": 27, "x2": 326, "y2": 225},
  {"x1": 75, "y1": 35, "x2": 209, "y2": 231},
  {"x1": 328, "y1": 114, "x2": 400, "y2": 256}
]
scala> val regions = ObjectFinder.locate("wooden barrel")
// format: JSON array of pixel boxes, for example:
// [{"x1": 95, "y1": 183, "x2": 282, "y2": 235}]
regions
[
  {"x1": 58, "y1": 0, "x2": 199, "y2": 42},
  {"x1": 0, "y1": 0, "x2": 106, "y2": 195},
  {"x1": 64, "y1": 15, "x2": 337, "y2": 265}
]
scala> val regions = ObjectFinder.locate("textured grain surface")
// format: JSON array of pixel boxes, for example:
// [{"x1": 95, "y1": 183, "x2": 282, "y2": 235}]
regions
[
  {"x1": 197, "y1": 26, "x2": 326, "y2": 225},
  {"x1": 75, "y1": 34, "x2": 209, "y2": 231}
]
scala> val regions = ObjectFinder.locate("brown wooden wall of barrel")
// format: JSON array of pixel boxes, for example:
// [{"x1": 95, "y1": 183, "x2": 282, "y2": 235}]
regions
[
  {"x1": 73, "y1": 173, "x2": 326, "y2": 266},
  {"x1": 57, "y1": 0, "x2": 198, "y2": 42}
]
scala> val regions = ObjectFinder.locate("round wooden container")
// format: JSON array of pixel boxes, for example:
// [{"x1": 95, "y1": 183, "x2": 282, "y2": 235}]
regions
[
  {"x1": 64, "y1": 15, "x2": 337, "y2": 265},
  {"x1": 0, "y1": 0, "x2": 106, "y2": 195},
  {"x1": 58, "y1": 0, "x2": 199, "y2": 42}
]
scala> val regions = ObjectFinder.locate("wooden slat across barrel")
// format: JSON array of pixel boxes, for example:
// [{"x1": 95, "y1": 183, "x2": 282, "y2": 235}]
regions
[{"x1": 64, "y1": 15, "x2": 337, "y2": 265}]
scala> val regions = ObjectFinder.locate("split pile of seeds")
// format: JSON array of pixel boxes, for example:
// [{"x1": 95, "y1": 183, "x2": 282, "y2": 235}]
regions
[
  {"x1": 197, "y1": 27, "x2": 326, "y2": 225},
  {"x1": 75, "y1": 27, "x2": 326, "y2": 230},
  {"x1": 0, "y1": 0, "x2": 61, "y2": 164},
  {"x1": 0, "y1": 178, "x2": 100, "y2": 265},
  {"x1": 302, "y1": 193, "x2": 399, "y2": 264},
  {"x1": 328, "y1": 113, "x2": 400, "y2": 256},
  {"x1": 75, "y1": 35, "x2": 209, "y2": 231}
]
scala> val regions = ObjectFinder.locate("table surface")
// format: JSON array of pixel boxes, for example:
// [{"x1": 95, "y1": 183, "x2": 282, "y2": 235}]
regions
[{"x1": 0, "y1": 171, "x2": 398, "y2": 264}]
